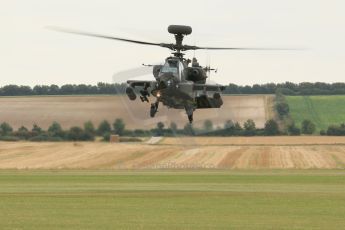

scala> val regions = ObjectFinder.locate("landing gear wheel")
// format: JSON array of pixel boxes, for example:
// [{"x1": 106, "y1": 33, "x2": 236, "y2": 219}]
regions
[
  {"x1": 150, "y1": 104, "x2": 156, "y2": 117},
  {"x1": 150, "y1": 102, "x2": 159, "y2": 118}
]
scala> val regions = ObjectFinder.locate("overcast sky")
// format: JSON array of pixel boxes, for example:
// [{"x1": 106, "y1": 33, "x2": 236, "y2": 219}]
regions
[{"x1": 0, "y1": 0, "x2": 344, "y2": 86}]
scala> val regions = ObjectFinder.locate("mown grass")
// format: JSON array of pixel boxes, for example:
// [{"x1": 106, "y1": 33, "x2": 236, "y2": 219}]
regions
[
  {"x1": 286, "y1": 95, "x2": 345, "y2": 131},
  {"x1": 0, "y1": 170, "x2": 345, "y2": 229}
]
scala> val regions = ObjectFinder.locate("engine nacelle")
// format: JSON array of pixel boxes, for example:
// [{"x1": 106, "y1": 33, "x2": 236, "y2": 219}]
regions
[
  {"x1": 213, "y1": 93, "x2": 223, "y2": 107},
  {"x1": 184, "y1": 67, "x2": 207, "y2": 83},
  {"x1": 125, "y1": 86, "x2": 136, "y2": 101},
  {"x1": 196, "y1": 93, "x2": 223, "y2": 108}
]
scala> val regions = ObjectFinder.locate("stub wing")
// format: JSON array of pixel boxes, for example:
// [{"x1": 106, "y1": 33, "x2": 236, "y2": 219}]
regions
[
  {"x1": 127, "y1": 80, "x2": 156, "y2": 88},
  {"x1": 193, "y1": 84, "x2": 226, "y2": 92}
]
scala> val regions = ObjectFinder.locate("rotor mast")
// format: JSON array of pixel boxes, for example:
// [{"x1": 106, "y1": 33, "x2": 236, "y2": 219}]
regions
[{"x1": 167, "y1": 25, "x2": 192, "y2": 58}]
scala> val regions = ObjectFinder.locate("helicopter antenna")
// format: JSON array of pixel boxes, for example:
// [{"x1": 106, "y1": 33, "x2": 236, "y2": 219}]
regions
[
  {"x1": 193, "y1": 41, "x2": 196, "y2": 58},
  {"x1": 204, "y1": 49, "x2": 218, "y2": 81},
  {"x1": 207, "y1": 50, "x2": 211, "y2": 80}
]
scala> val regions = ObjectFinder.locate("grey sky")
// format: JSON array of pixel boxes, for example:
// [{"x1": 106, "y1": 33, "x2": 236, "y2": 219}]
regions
[{"x1": 0, "y1": 0, "x2": 344, "y2": 86}]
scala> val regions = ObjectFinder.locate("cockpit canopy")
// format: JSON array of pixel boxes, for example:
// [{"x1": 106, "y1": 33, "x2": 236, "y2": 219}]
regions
[
  {"x1": 160, "y1": 59, "x2": 178, "y2": 74},
  {"x1": 159, "y1": 58, "x2": 185, "y2": 82}
]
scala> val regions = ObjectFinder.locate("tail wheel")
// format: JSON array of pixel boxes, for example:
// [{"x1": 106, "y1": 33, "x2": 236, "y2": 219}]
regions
[
  {"x1": 188, "y1": 114, "x2": 193, "y2": 123},
  {"x1": 185, "y1": 105, "x2": 194, "y2": 123}
]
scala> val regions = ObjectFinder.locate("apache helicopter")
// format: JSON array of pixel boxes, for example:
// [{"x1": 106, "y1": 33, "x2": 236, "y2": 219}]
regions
[{"x1": 50, "y1": 25, "x2": 293, "y2": 123}]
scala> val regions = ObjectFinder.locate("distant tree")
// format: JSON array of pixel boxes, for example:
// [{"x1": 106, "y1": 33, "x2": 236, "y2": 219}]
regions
[
  {"x1": 169, "y1": 122, "x2": 178, "y2": 133},
  {"x1": 48, "y1": 122, "x2": 63, "y2": 137},
  {"x1": 133, "y1": 129, "x2": 148, "y2": 137},
  {"x1": 113, "y1": 119, "x2": 125, "y2": 136},
  {"x1": 67, "y1": 126, "x2": 94, "y2": 141},
  {"x1": 224, "y1": 120, "x2": 235, "y2": 130},
  {"x1": 244, "y1": 119, "x2": 256, "y2": 131},
  {"x1": 276, "y1": 87, "x2": 296, "y2": 95},
  {"x1": 243, "y1": 119, "x2": 256, "y2": 136},
  {"x1": 75, "y1": 84, "x2": 92, "y2": 94},
  {"x1": 234, "y1": 122, "x2": 243, "y2": 131},
  {"x1": 49, "y1": 85, "x2": 60, "y2": 95},
  {"x1": 32, "y1": 124, "x2": 42, "y2": 134},
  {"x1": 301, "y1": 120, "x2": 316, "y2": 134},
  {"x1": 326, "y1": 125, "x2": 337, "y2": 136},
  {"x1": 224, "y1": 84, "x2": 241, "y2": 94},
  {"x1": 264, "y1": 119, "x2": 280, "y2": 135},
  {"x1": 34, "y1": 85, "x2": 51, "y2": 95},
  {"x1": 276, "y1": 102, "x2": 290, "y2": 117},
  {"x1": 155, "y1": 122, "x2": 165, "y2": 136},
  {"x1": 203, "y1": 120, "x2": 213, "y2": 132},
  {"x1": 0, "y1": 122, "x2": 13, "y2": 135},
  {"x1": 326, "y1": 124, "x2": 345, "y2": 136},
  {"x1": 1, "y1": 85, "x2": 21, "y2": 96},
  {"x1": 287, "y1": 123, "x2": 301, "y2": 136},
  {"x1": 102, "y1": 132, "x2": 111, "y2": 141},
  {"x1": 97, "y1": 120, "x2": 111, "y2": 135},
  {"x1": 84, "y1": 121, "x2": 96, "y2": 135},
  {"x1": 13, "y1": 126, "x2": 31, "y2": 140},
  {"x1": 97, "y1": 82, "x2": 117, "y2": 94},
  {"x1": 157, "y1": 122, "x2": 165, "y2": 130},
  {"x1": 60, "y1": 84, "x2": 75, "y2": 95},
  {"x1": 222, "y1": 120, "x2": 236, "y2": 136},
  {"x1": 183, "y1": 123, "x2": 194, "y2": 136},
  {"x1": 18, "y1": 126, "x2": 28, "y2": 132}
]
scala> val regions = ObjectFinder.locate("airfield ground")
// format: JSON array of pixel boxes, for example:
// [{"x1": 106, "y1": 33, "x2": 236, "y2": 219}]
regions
[
  {"x1": 1, "y1": 95, "x2": 345, "y2": 229},
  {"x1": 1, "y1": 170, "x2": 345, "y2": 229},
  {"x1": 0, "y1": 138, "x2": 345, "y2": 229}
]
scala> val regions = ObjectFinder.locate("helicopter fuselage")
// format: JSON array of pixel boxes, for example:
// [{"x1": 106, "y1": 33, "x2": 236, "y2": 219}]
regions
[
  {"x1": 152, "y1": 57, "x2": 220, "y2": 107},
  {"x1": 126, "y1": 55, "x2": 224, "y2": 122}
]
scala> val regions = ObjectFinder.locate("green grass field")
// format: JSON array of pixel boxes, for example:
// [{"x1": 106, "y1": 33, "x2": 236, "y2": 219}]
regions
[
  {"x1": 286, "y1": 95, "x2": 345, "y2": 131},
  {"x1": 1, "y1": 170, "x2": 345, "y2": 230}
]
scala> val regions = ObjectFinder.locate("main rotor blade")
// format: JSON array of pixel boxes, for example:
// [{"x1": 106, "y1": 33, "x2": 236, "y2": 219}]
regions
[
  {"x1": 47, "y1": 26, "x2": 163, "y2": 47},
  {"x1": 186, "y1": 45, "x2": 302, "y2": 51}
]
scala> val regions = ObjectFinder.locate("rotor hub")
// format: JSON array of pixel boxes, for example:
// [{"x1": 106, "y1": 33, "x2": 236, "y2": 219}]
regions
[
  {"x1": 168, "y1": 25, "x2": 192, "y2": 35},
  {"x1": 167, "y1": 25, "x2": 193, "y2": 57}
]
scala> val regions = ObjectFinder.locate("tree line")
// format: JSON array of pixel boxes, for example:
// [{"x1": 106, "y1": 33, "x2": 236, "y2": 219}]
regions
[
  {"x1": 224, "y1": 82, "x2": 345, "y2": 95},
  {"x1": 1, "y1": 117, "x2": 344, "y2": 142},
  {"x1": 1, "y1": 82, "x2": 345, "y2": 96},
  {"x1": 0, "y1": 83, "x2": 127, "y2": 96}
]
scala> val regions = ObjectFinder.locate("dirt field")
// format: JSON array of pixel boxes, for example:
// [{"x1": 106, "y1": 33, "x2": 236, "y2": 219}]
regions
[
  {"x1": 0, "y1": 95, "x2": 274, "y2": 129},
  {"x1": 161, "y1": 136, "x2": 345, "y2": 146},
  {"x1": 1, "y1": 137, "x2": 344, "y2": 169}
]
